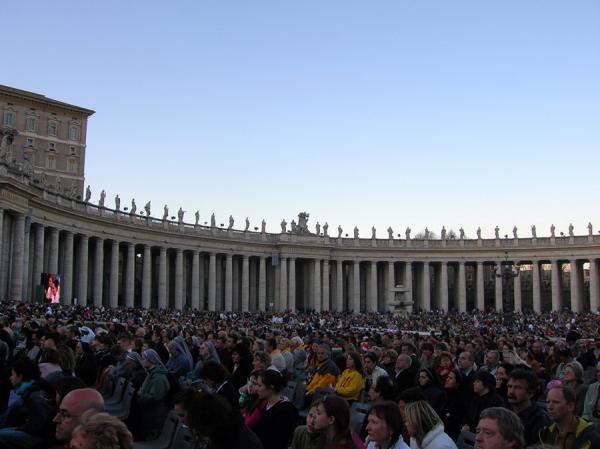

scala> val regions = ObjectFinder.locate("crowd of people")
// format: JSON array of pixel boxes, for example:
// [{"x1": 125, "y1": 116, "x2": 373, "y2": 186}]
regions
[{"x1": 0, "y1": 300, "x2": 598, "y2": 449}]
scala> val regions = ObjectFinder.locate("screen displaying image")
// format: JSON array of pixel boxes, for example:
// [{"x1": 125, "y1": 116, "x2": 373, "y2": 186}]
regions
[{"x1": 41, "y1": 273, "x2": 61, "y2": 304}]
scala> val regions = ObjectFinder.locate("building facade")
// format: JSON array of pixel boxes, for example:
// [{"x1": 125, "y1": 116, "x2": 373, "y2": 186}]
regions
[
  {"x1": 0, "y1": 85, "x2": 94, "y2": 199},
  {"x1": 0, "y1": 168, "x2": 598, "y2": 313}
]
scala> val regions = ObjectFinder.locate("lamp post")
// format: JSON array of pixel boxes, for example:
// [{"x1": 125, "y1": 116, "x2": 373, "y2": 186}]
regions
[{"x1": 494, "y1": 251, "x2": 520, "y2": 316}]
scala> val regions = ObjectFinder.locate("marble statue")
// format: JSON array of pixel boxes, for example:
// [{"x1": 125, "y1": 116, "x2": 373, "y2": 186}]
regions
[
  {"x1": 130, "y1": 199, "x2": 137, "y2": 215},
  {"x1": 388, "y1": 227, "x2": 393, "y2": 239},
  {"x1": 550, "y1": 224, "x2": 556, "y2": 237},
  {"x1": 261, "y1": 220, "x2": 266, "y2": 233},
  {"x1": 195, "y1": 211, "x2": 200, "y2": 226},
  {"x1": 23, "y1": 154, "x2": 33, "y2": 177},
  {"x1": 85, "y1": 185, "x2": 91, "y2": 203},
  {"x1": 441, "y1": 226, "x2": 447, "y2": 240},
  {"x1": 115, "y1": 195, "x2": 120, "y2": 211},
  {"x1": 459, "y1": 227, "x2": 465, "y2": 239},
  {"x1": 354, "y1": 226, "x2": 359, "y2": 238},
  {"x1": 99, "y1": 190, "x2": 106, "y2": 208},
  {"x1": 323, "y1": 222, "x2": 329, "y2": 237},
  {"x1": 531, "y1": 225, "x2": 537, "y2": 238},
  {"x1": 338, "y1": 225, "x2": 343, "y2": 238},
  {"x1": 41, "y1": 173, "x2": 48, "y2": 188},
  {"x1": 297, "y1": 212, "x2": 310, "y2": 233},
  {"x1": 588, "y1": 222, "x2": 593, "y2": 236},
  {"x1": 513, "y1": 226, "x2": 518, "y2": 239},
  {"x1": 495, "y1": 226, "x2": 500, "y2": 239},
  {"x1": 280, "y1": 219, "x2": 287, "y2": 233},
  {"x1": 178, "y1": 207, "x2": 184, "y2": 224},
  {"x1": 211, "y1": 213, "x2": 216, "y2": 228},
  {"x1": 144, "y1": 201, "x2": 151, "y2": 217},
  {"x1": 424, "y1": 227, "x2": 430, "y2": 239},
  {"x1": 244, "y1": 217, "x2": 249, "y2": 231},
  {"x1": 371, "y1": 226, "x2": 376, "y2": 239},
  {"x1": 406, "y1": 227, "x2": 411, "y2": 239},
  {"x1": 163, "y1": 205, "x2": 169, "y2": 220},
  {"x1": 291, "y1": 220, "x2": 297, "y2": 232},
  {"x1": 315, "y1": 222, "x2": 321, "y2": 235},
  {"x1": 568, "y1": 223, "x2": 574, "y2": 237},
  {"x1": 477, "y1": 227, "x2": 481, "y2": 239},
  {"x1": 228, "y1": 215, "x2": 234, "y2": 230},
  {"x1": 56, "y1": 177, "x2": 62, "y2": 193}
]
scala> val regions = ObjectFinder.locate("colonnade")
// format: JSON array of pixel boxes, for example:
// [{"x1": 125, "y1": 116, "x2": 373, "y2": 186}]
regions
[{"x1": 0, "y1": 205, "x2": 599, "y2": 313}]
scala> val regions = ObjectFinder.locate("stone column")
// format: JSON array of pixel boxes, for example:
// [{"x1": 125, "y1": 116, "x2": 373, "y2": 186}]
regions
[
  {"x1": 48, "y1": 227, "x2": 59, "y2": 274},
  {"x1": 32, "y1": 224, "x2": 44, "y2": 300},
  {"x1": 551, "y1": 260, "x2": 561, "y2": 311},
  {"x1": 404, "y1": 262, "x2": 413, "y2": 310},
  {"x1": 438, "y1": 262, "x2": 448, "y2": 311},
  {"x1": 78, "y1": 235, "x2": 89, "y2": 305},
  {"x1": 476, "y1": 262, "x2": 485, "y2": 311},
  {"x1": 336, "y1": 260, "x2": 344, "y2": 312},
  {"x1": 93, "y1": 238, "x2": 104, "y2": 307},
  {"x1": 513, "y1": 263, "x2": 522, "y2": 312},
  {"x1": 22, "y1": 219, "x2": 30, "y2": 301},
  {"x1": 279, "y1": 257, "x2": 288, "y2": 311},
  {"x1": 570, "y1": 260, "x2": 582, "y2": 312},
  {"x1": 9, "y1": 214, "x2": 25, "y2": 301},
  {"x1": 322, "y1": 260, "x2": 330, "y2": 311},
  {"x1": 532, "y1": 261, "x2": 541, "y2": 313},
  {"x1": 242, "y1": 255, "x2": 250, "y2": 312},
  {"x1": 258, "y1": 256, "x2": 266, "y2": 311},
  {"x1": 288, "y1": 258, "x2": 296, "y2": 311},
  {"x1": 142, "y1": 245, "x2": 152, "y2": 308},
  {"x1": 421, "y1": 262, "x2": 430, "y2": 311},
  {"x1": 224, "y1": 253, "x2": 233, "y2": 311},
  {"x1": 158, "y1": 247, "x2": 168, "y2": 309},
  {"x1": 208, "y1": 253, "x2": 217, "y2": 311},
  {"x1": 387, "y1": 261, "x2": 394, "y2": 311},
  {"x1": 589, "y1": 259, "x2": 599, "y2": 312},
  {"x1": 175, "y1": 249, "x2": 183, "y2": 310},
  {"x1": 458, "y1": 262, "x2": 466, "y2": 312},
  {"x1": 495, "y1": 264, "x2": 503, "y2": 310},
  {"x1": 191, "y1": 251, "x2": 200, "y2": 310},
  {"x1": 62, "y1": 231, "x2": 74, "y2": 304},
  {"x1": 353, "y1": 260, "x2": 360, "y2": 313},
  {"x1": 198, "y1": 254, "x2": 205, "y2": 310},
  {"x1": 125, "y1": 243, "x2": 135, "y2": 307},
  {"x1": 314, "y1": 259, "x2": 322, "y2": 312},
  {"x1": 109, "y1": 241, "x2": 119, "y2": 308},
  {"x1": 0, "y1": 211, "x2": 7, "y2": 300},
  {"x1": 368, "y1": 261, "x2": 377, "y2": 312}
]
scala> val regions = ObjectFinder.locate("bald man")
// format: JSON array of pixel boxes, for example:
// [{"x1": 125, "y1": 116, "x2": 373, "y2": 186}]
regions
[{"x1": 52, "y1": 388, "x2": 104, "y2": 447}]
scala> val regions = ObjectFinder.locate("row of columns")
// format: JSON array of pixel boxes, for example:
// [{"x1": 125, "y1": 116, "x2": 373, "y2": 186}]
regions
[{"x1": 1, "y1": 209, "x2": 599, "y2": 312}]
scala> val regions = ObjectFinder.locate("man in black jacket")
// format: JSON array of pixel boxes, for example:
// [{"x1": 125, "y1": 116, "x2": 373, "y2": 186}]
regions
[{"x1": 507, "y1": 368, "x2": 550, "y2": 446}]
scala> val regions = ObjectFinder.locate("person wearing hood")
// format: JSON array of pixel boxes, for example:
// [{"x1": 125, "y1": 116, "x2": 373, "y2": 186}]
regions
[
  {"x1": 416, "y1": 368, "x2": 445, "y2": 415},
  {"x1": 137, "y1": 349, "x2": 171, "y2": 440},
  {"x1": 184, "y1": 340, "x2": 220, "y2": 386},
  {"x1": 166, "y1": 336, "x2": 193, "y2": 379},
  {"x1": 462, "y1": 370, "x2": 505, "y2": 432}
]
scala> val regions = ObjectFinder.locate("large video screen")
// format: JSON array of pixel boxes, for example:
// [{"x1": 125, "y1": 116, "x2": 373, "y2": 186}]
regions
[{"x1": 41, "y1": 273, "x2": 61, "y2": 304}]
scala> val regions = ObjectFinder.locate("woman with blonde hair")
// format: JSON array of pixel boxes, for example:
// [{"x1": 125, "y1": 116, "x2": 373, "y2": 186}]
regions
[
  {"x1": 69, "y1": 410, "x2": 133, "y2": 449},
  {"x1": 404, "y1": 401, "x2": 456, "y2": 449}
]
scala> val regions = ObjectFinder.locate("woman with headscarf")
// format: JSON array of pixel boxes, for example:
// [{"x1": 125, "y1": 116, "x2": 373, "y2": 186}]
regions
[
  {"x1": 166, "y1": 336, "x2": 193, "y2": 379},
  {"x1": 137, "y1": 349, "x2": 171, "y2": 440},
  {"x1": 183, "y1": 340, "x2": 221, "y2": 386}
]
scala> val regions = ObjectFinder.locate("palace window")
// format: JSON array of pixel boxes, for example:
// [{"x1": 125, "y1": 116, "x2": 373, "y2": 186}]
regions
[
  {"x1": 47, "y1": 154, "x2": 56, "y2": 170},
  {"x1": 48, "y1": 142, "x2": 56, "y2": 151},
  {"x1": 48, "y1": 121, "x2": 58, "y2": 136},
  {"x1": 68, "y1": 126, "x2": 80, "y2": 141},
  {"x1": 26, "y1": 117, "x2": 38, "y2": 132},
  {"x1": 25, "y1": 138, "x2": 34, "y2": 147},
  {"x1": 3, "y1": 111, "x2": 15, "y2": 127},
  {"x1": 67, "y1": 158, "x2": 78, "y2": 173}
]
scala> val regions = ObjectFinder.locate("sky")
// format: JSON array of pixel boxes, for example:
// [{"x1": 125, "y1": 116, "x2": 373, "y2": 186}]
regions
[{"x1": 3, "y1": 1, "x2": 599, "y2": 238}]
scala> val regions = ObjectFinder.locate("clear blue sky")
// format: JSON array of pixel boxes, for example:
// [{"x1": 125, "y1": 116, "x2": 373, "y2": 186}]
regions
[{"x1": 4, "y1": 1, "x2": 599, "y2": 237}]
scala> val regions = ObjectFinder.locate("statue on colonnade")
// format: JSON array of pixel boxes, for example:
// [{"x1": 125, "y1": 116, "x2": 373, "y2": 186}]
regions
[
  {"x1": 99, "y1": 190, "x2": 106, "y2": 208},
  {"x1": 550, "y1": 224, "x2": 555, "y2": 237},
  {"x1": 371, "y1": 227, "x2": 376, "y2": 239},
  {"x1": 130, "y1": 199, "x2": 137, "y2": 215},
  {"x1": 85, "y1": 185, "x2": 91, "y2": 203},
  {"x1": 115, "y1": 195, "x2": 120, "y2": 211},
  {"x1": 178, "y1": 207, "x2": 184, "y2": 224},
  {"x1": 588, "y1": 222, "x2": 593, "y2": 236},
  {"x1": 531, "y1": 225, "x2": 537, "y2": 238},
  {"x1": 477, "y1": 227, "x2": 481, "y2": 239},
  {"x1": 261, "y1": 219, "x2": 266, "y2": 233},
  {"x1": 323, "y1": 222, "x2": 329, "y2": 237},
  {"x1": 211, "y1": 213, "x2": 216, "y2": 228},
  {"x1": 405, "y1": 227, "x2": 411, "y2": 239},
  {"x1": 315, "y1": 222, "x2": 321, "y2": 235},
  {"x1": 569, "y1": 223, "x2": 574, "y2": 237},
  {"x1": 494, "y1": 226, "x2": 500, "y2": 239},
  {"x1": 195, "y1": 211, "x2": 200, "y2": 226},
  {"x1": 228, "y1": 215, "x2": 234, "y2": 230},
  {"x1": 163, "y1": 205, "x2": 169, "y2": 220},
  {"x1": 388, "y1": 227, "x2": 393, "y2": 239},
  {"x1": 459, "y1": 227, "x2": 465, "y2": 239},
  {"x1": 338, "y1": 225, "x2": 343, "y2": 238},
  {"x1": 144, "y1": 201, "x2": 151, "y2": 217},
  {"x1": 244, "y1": 217, "x2": 249, "y2": 231},
  {"x1": 441, "y1": 226, "x2": 447, "y2": 240},
  {"x1": 513, "y1": 226, "x2": 518, "y2": 239},
  {"x1": 354, "y1": 226, "x2": 359, "y2": 238},
  {"x1": 280, "y1": 219, "x2": 287, "y2": 233}
]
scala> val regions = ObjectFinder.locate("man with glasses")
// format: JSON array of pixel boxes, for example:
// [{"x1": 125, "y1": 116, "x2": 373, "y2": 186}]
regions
[
  {"x1": 51, "y1": 388, "x2": 104, "y2": 449},
  {"x1": 305, "y1": 344, "x2": 339, "y2": 406}
]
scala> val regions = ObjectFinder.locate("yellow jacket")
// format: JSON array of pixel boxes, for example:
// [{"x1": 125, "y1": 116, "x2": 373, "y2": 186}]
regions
[
  {"x1": 335, "y1": 369, "x2": 364, "y2": 401},
  {"x1": 307, "y1": 359, "x2": 339, "y2": 395}
]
